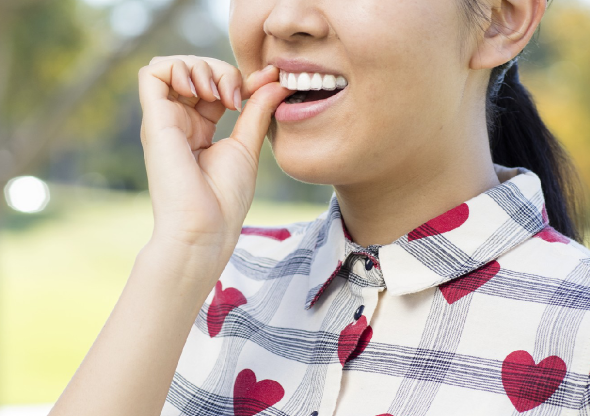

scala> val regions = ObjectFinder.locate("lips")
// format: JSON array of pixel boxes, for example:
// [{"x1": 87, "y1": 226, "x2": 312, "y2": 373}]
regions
[
  {"x1": 269, "y1": 57, "x2": 349, "y2": 122},
  {"x1": 274, "y1": 87, "x2": 348, "y2": 122}
]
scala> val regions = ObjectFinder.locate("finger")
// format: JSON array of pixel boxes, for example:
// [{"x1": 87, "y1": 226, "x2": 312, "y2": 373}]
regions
[
  {"x1": 229, "y1": 81, "x2": 292, "y2": 164},
  {"x1": 240, "y1": 65, "x2": 281, "y2": 100},
  {"x1": 138, "y1": 58, "x2": 196, "y2": 108},
  {"x1": 194, "y1": 99, "x2": 227, "y2": 125},
  {"x1": 188, "y1": 59, "x2": 219, "y2": 102},
  {"x1": 197, "y1": 57, "x2": 244, "y2": 111},
  {"x1": 152, "y1": 56, "x2": 243, "y2": 112}
]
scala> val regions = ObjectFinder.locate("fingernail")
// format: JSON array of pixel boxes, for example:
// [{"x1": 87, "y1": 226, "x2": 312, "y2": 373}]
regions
[
  {"x1": 210, "y1": 79, "x2": 221, "y2": 100},
  {"x1": 188, "y1": 77, "x2": 197, "y2": 97},
  {"x1": 261, "y1": 64, "x2": 276, "y2": 73},
  {"x1": 234, "y1": 88, "x2": 242, "y2": 113}
]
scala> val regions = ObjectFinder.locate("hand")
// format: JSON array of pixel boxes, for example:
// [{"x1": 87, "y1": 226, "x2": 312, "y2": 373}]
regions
[{"x1": 138, "y1": 56, "x2": 291, "y2": 260}]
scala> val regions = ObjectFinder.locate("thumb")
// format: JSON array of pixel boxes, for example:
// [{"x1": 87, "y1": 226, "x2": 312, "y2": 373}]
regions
[{"x1": 229, "y1": 81, "x2": 292, "y2": 162}]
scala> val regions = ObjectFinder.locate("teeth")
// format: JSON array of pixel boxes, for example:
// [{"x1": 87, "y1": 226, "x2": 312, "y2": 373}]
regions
[
  {"x1": 279, "y1": 70, "x2": 348, "y2": 91},
  {"x1": 311, "y1": 73, "x2": 322, "y2": 90},
  {"x1": 287, "y1": 73, "x2": 297, "y2": 90},
  {"x1": 297, "y1": 72, "x2": 311, "y2": 90},
  {"x1": 335, "y1": 76, "x2": 347, "y2": 88},
  {"x1": 322, "y1": 75, "x2": 336, "y2": 91}
]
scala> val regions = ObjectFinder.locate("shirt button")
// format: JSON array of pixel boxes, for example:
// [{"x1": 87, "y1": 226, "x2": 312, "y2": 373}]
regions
[
  {"x1": 354, "y1": 304, "x2": 364, "y2": 320},
  {"x1": 310, "y1": 412, "x2": 319, "y2": 416},
  {"x1": 365, "y1": 257, "x2": 374, "y2": 270}
]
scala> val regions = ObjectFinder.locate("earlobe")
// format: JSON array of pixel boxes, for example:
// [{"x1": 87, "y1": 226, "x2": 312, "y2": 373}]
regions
[{"x1": 469, "y1": 0, "x2": 546, "y2": 70}]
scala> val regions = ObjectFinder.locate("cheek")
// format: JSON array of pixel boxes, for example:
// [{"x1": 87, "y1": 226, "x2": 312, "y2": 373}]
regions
[
  {"x1": 228, "y1": 1, "x2": 269, "y2": 71},
  {"x1": 344, "y1": 0, "x2": 461, "y2": 77},
  {"x1": 340, "y1": 0, "x2": 464, "y2": 138}
]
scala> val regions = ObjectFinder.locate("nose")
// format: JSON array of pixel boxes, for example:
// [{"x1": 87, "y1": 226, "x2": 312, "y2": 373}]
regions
[{"x1": 263, "y1": 1, "x2": 330, "y2": 41}]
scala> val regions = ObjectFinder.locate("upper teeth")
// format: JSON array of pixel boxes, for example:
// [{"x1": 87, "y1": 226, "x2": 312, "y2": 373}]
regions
[{"x1": 280, "y1": 70, "x2": 348, "y2": 91}]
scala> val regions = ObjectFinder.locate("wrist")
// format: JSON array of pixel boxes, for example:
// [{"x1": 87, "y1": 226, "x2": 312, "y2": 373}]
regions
[{"x1": 137, "y1": 234, "x2": 235, "y2": 290}]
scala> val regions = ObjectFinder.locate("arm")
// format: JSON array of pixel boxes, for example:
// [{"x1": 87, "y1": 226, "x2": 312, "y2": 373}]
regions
[
  {"x1": 48, "y1": 239, "x2": 217, "y2": 416},
  {"x1": 47, "y1": 55, "x2": 290, "y2": 416}
]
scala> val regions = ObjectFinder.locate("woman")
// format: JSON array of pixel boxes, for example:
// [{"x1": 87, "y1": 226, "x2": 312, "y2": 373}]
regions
[{"x1": 49, "y1": 0, "x2": 590, "y2": 414}]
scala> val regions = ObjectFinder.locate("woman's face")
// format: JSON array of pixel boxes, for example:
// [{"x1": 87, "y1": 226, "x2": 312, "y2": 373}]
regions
[{"x1": 229, "y1": 0, "x2": 484, "y2": 186}]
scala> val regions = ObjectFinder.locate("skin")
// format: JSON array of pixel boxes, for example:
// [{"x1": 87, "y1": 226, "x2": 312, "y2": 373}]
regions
[
  {"x1": 47, "y1": 1, "x2": 547, "y2": 413},
  {"x1": 229, "y1": 0, "x2": 546, "y2": 247}
]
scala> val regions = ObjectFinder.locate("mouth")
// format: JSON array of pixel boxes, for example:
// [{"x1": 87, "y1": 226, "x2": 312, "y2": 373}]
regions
[
  {"x1": 275, "y1": 70, "x2": 349, "y2": 122},
  {"x1": 280, "y1": 70, "x2": 348, "y2": 103}
]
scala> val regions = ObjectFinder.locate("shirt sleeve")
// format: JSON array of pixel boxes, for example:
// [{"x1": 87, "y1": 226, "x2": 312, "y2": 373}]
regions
[{"x1": 580, "y1": 374, "x2": 590, "y2": 416}]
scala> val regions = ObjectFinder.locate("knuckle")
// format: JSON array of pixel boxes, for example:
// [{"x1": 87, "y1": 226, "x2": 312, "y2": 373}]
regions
[
  {"x1": 231, "y1": 67, "x2": 243, "y2": 83},
  {"x1": 138, "y1": 65, "x2": 149, "y2": 78}
]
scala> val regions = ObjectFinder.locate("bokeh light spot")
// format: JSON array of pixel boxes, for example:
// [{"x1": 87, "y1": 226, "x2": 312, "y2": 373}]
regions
[
  {"x1": 110, "y1": 0, "x2": 152, "y2": 37},
  {"x1": 4, "y1": 176, "x2": 51, "y2": 214}
]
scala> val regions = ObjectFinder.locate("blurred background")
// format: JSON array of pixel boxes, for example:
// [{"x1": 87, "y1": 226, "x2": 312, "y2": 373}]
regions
[{"x1": 0, "y1": 0, "x2": 589, "y2": 413}]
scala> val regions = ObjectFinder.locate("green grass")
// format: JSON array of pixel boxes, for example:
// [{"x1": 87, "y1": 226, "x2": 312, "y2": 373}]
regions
[{"x1": 0, "y1": 184, "x2": 328, "y2": 404}]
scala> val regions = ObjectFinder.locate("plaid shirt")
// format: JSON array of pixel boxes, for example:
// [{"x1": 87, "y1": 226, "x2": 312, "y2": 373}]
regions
[{"x1": 162, "y1": 163, "x2": 590, "y2": 416}]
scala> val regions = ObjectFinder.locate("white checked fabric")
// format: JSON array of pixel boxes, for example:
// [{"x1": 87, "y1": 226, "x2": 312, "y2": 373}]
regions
[{"x1": 161, "y1": 163, "x2": 590, "y2": 416}]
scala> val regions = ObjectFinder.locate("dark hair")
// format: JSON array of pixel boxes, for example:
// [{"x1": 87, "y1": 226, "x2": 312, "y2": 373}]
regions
[{"x1": 461, "y1": 0, "x2": 589, "y2": 244}]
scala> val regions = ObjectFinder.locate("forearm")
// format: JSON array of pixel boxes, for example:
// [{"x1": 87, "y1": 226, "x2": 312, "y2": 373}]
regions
[{"x1": 48, "y1": 239, "x2": 218, "y2": 416}]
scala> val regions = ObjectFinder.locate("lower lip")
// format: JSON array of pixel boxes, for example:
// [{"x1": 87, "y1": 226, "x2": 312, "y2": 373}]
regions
[{"x1": 274, "y1": 87, "x2": 348, "y2": 122}]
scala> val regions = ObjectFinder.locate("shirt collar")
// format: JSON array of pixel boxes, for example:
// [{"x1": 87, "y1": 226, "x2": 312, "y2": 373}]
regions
[{"x1": 304, "y1": 163, "x2": 549, "y2": 310}]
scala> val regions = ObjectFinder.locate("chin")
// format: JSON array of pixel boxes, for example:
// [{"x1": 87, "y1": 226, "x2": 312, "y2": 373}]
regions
[{"x1": 267, "y1": 123, "x2": 354, "y2": 185}]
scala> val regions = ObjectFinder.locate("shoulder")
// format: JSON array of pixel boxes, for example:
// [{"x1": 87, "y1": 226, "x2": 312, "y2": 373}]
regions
[
  {"x1": 236, "y1": 219, "x2": 315, "y2": 258},
  {"x1": 506, "y1": 225, "x2": 590, "y2": 277},
  {"x1": 234, "y1": 205, "x2": 332, "y2": 259}
]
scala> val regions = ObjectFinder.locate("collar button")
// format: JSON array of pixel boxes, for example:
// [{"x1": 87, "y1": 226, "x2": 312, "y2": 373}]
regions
[
  {"x1": 354, "y1": 304, "x2": 365, "y2": 320},
  {"x1": 365, "y1": 257, "x2": 374, "y2": 270}
]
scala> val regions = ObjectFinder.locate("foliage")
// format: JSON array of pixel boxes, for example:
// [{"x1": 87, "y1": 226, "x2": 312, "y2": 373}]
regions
[{"x1": 520, "y1": 0, "x2": 590, "y2": 189}]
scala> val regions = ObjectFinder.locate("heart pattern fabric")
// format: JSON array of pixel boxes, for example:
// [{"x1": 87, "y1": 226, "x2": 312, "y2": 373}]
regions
[
  {"x1": 501, "y1": 350, "x2": 567, "y2": 412},
  {"x1": 207, "y1": 280, "x2": 247, "y2": 338},
  {"x1": 347, "y1": 325, "x2": 373, "y2": 363},
  {"x1": 408, "y1": 203, "x2": 469, "y2": 241},
  {"x1": 439, "y1": 260, "x2": 501, "y2": 304},
  {"x1": 338, "y1": 315, "x2": 372, "y2": 365},
  {"x1": 241, "y1": 226, "x2": 292, "y2": 241},
  {"x1": 233, "y1": 368, "x2": 285, "y2": 416},
  {"x1": 534, "y1": 225, "x2": 570, "y2": 244}
]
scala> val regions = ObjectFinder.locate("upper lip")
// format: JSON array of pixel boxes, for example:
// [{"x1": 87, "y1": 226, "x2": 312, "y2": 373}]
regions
[{"x1": 268, "y1": 57, "x2": 345, "y2": 77}]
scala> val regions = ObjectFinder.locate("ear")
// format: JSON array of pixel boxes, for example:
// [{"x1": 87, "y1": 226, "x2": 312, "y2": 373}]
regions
[{"x1": 470, "y1": 0, "x2": 546, "y2": 70}]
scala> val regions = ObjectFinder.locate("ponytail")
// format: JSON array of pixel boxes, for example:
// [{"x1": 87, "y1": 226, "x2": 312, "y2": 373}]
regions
[{"x1": 486, "y1": 58, "x2": 589, "y2": 244}]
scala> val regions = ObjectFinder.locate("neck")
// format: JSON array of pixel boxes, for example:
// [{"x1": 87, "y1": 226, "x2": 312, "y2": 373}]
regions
[{"x1": 334, "y1": 128, "x2": 500, "y2": 248}]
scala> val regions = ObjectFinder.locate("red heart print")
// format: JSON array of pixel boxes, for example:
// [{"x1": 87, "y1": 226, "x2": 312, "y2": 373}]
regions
[
  {"x1": 439, "y1": 260, "x2": 500, "y2": 304},
  {"x1": 241, "y1": 226, "x2": 291, "y2": 241},
  {"x1": 534, "y1": 225, "x2": 569, "y2": 244},
  {"x1": 501, "y1": 350, "x2": 566, "y2": 412},
  {"x1": 408, "y1": 203, "x2": 469, "y2": 241},
  {"x1": 207, "y1": 281, "x2": 247, "y2": 338},
  {"x1": 338, "y1": 315, "x2": 369, "y2": 366},
  {"x1": 233, "y1": 368, "x2": 284, "y2": 416},
  {"x1": 347, "y1": 325, "x2": 373, "y2": 362}
]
